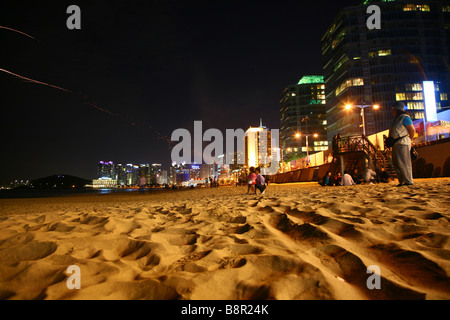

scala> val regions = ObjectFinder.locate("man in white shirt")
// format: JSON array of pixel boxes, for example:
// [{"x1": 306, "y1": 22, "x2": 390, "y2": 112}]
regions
[{"x1": 341, "y1": 171, "x2": 356, "y2": 186}]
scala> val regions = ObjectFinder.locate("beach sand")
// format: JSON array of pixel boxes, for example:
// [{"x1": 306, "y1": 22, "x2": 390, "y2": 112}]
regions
[{"x1": 0, "y1": 178, "x2": 449, "y2": 300}]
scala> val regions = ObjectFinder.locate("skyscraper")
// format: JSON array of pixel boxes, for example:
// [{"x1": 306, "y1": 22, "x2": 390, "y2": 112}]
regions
[
  {"x1": 97, "y1": 161, "x2": 115, "y2": 179},
  {"x1": 244, "y1": 120, "x2": 281, "y2": 174},
  {"x1": 280, "y1": 75, "x2": 328, "y2": 158},
  {"x1": 322, "y1": 0, "x2": 450, "y2": 140}
]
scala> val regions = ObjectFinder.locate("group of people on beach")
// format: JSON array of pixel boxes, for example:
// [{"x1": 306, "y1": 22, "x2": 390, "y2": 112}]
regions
[
  {"x1": 319, "y1": 167, "x2": 391, "y2": 187},
  {"x1": 204, "y1": 176, "x2": 220, "y2": 188}
]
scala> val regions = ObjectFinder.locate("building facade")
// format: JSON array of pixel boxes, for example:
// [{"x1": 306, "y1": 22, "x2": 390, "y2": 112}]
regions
[
  {"x1": 322, "y1": 0, "x2": 450, "y2": 140},
  {"x1": 97, "y1": 161, "x2": 115, "y2": 179},
  {"x1": 244, "y1": 120, "x2": 281, "y2": 174},
  {"x1": 280, "y1": 75, "x2": 328, "y2": 159}
]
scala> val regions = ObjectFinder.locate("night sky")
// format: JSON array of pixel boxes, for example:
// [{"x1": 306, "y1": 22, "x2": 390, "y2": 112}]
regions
[{"x1": 0, "y1": 0, "x2": 360, "y2": 183}]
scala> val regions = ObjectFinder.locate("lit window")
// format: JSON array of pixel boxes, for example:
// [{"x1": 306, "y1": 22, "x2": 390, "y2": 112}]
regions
[
  {"x1": 378, "y1": 49, "x2": 391, "y2": 56},
  {"x1": 403, "y1": 4, "x2": 417, "y2": 11},
  {"x1": 352, "y1": 78, "x2": 364, "y2": 86},
  {"x1": 443, "y1": 5, "x2": 450, "y2": 12},
  {"x1": 405, "y1": 92, "x2": 423, "y2": 100},
  {"x1": 404, "y1": 4, "x2": 430, "y2": 12},
  {"x1": 412, "y1": 92, "x2": 423, "y2": 100},
  {"x1": 396, "y1": 93, "x2": 406, "y2": 101},
  {"x1": 335, "y1": 78, "x2": 364, "y2": 96},
  {"x1": 405, "y1": 83, "x2": 423, "y2": 91},
  {"x1": 407, "y1": 102, "x2": 424, "y2": 110},
  {"x1": 417, "y1": 5, "x2": 430, "y2": 12},
  {"x1": 441, "y1": 93, "x2": 448, "y2": 100},
  {"x1": 412, "y1": 111, "x2": 425, "y2": 120}
]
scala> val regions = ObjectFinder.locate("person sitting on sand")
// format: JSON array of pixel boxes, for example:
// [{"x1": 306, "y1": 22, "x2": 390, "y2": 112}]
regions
[
  {"x1": 363, "y1": 167, "x2": 377, "y2": 184},
  {"x1": 341, "y1": 171, "x2": 356, "y2": 186},
  {"x1": 319, "y1": 171, "x2": 333, "y2": 186},
  {"x1": 246, "y1": 167, "x2": 257, "y2": 195},
  {"x1": 334, "y1": 172, "x2": 342, "y2": 186},
  {"x1": 255, "y1": 168, "x2": 266, "y2": 194},
  {"x1": 351, "y1": 169, "x2": 362, "y2": 184},
  {"x1": 377, "y1": 167, "x2": 390, "y2": 183}
]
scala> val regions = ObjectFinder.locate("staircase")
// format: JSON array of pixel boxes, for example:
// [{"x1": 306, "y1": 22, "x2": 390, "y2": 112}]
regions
[{"x1": 330, "y1": 134, "x2": 396, "y2": 178}]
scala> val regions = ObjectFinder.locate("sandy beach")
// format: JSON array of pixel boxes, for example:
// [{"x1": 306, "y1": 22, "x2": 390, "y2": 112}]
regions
[{"x1": 0, "y1": 179, "x2": 449, "y2": 300}]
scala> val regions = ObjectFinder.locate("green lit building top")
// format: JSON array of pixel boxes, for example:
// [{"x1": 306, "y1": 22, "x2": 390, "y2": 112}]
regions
[{"x1": 298, "y1": 75, "x2": 324, "y2": 85}]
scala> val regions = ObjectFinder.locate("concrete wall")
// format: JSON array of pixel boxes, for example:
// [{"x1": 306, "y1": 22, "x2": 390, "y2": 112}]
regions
[{"x1": 413, "y1": 138, "x2": 450, "y2": 178}]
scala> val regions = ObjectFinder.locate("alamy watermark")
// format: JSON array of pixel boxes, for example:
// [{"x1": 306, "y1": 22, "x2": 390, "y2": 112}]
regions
[
  {"x1": 66, "y1": 265, "x2": 81, "y2": 289},
  {"x1": 366, "y1": 265, "x2": 381, "y2": 290},
  {"x1": 66, "y1": 5, "x2": 81, "y2": 30},
  {"x1": 367, "y1": 5, "x2": 381, "y2": 30}
]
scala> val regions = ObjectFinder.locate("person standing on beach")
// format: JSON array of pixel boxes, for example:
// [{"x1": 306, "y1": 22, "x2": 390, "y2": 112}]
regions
[
  {"x1": 138, "y1": 174, "x2": 147, "y2": 193},
  {"x1": 246, "y1": 167, "x2": 256, "y2": 195},
  {"x1": 388, "y1": 102, "x2": 416, "y2": 186}
]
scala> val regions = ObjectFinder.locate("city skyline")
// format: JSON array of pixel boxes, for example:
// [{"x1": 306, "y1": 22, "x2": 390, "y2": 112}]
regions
[{"x1": 0, "y1": 0, "x2": 358, "y2": 183}]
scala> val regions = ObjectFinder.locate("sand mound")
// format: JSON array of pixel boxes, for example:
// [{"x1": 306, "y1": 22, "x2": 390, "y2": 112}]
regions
[{"x1": 0, "y1": 178, "x2": 449, "y2": 299}]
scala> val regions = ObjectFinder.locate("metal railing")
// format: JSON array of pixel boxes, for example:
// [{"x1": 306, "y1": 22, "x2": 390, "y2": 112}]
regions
[{"x1": 332, "y1": 134, "x2": 391, "y2": 171}]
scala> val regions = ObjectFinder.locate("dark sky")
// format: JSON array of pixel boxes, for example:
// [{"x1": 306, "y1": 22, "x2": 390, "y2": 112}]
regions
[{"x1": 0, "y1": 0, "x2": 360, "y2": 182}]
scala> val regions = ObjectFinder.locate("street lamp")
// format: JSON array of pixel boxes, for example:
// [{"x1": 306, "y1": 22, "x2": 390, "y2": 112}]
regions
[
  {"x1": 345, "y1": 103, "x2": 380, "y2": 136},
  {"x1": 295, "y1": 132, "x2": 319, "y2": 162}
]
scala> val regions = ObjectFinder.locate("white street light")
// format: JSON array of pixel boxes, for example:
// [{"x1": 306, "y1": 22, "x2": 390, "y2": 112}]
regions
[{"x1": 345, "y1": 103, "x2": 380, "y2": 136}]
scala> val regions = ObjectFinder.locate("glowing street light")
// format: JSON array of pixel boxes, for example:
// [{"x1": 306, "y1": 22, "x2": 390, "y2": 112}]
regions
[
  {"x1": 345, "y1": 102, "x2": 380, "y2": 136},
  {"x1": 294, "y1": 132, "x2": 319, "y2": 161}
]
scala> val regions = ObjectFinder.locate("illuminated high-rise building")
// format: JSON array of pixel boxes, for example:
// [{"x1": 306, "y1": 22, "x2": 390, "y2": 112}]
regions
[
  {"x1": 150, "y1": 163, "x2": 162, "y2": 185},
  {"x1": 97, "y1": 161, "x2": 115, "y2": 179},
  {"x1": 244, "y1": 120, "x2": 281, "y2": 173},
  {"x1": 280, "y1": 75, "x2": 328, "y2": 158},
  {"x1": 322, "y1": 0, "x2": 450, "y2": 140},
  {"x1": 116, "y1": 163, "x2": 127, "y2": 186}
]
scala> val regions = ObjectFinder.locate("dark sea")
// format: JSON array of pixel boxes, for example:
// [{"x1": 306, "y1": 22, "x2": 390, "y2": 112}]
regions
[{"x1": 0, "y1": 188, "x2": 148, "y2": 199}]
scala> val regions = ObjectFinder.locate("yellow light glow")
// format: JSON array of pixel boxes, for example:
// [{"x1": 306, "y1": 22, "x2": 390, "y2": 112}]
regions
[
  {"x1": 345, "y1": 105, "x2": 352, "y2": 110},
  {"x1": 295, "y1": 133, "x2": 300, "y2": 138},
  {"x1": 373, "y1": 104, "x2": 380, "y2": 109}
]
